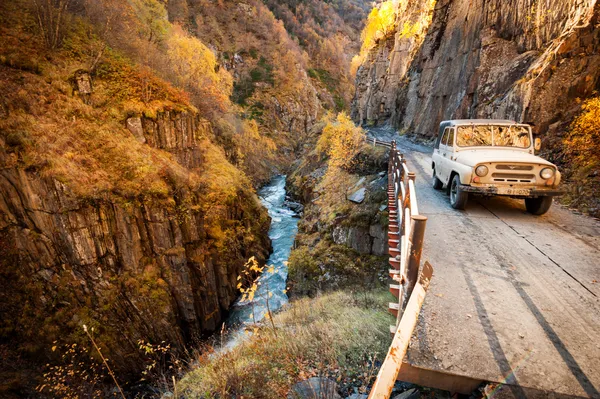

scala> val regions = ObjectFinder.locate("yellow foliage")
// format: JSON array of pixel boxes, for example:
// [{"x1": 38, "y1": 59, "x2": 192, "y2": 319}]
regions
[
  {"x1": 232, "y1": 118, "x2": 277, "y2": 185},
  {"x1": 129, "y1": 0, "x2": 170, "y2": 43},
  {"x1": 352, "y1": 1, "x2": 397, "y2": 75},
  {"x1": 197, "y1": 138, "x2": 250, "y2": 206},
  {"x1": 317, "y1": 112, "x2": 365, "y2": 170},
  {"x1": 362, "y1": 1, "x2": 397, "y2": 48},
  {"x1": 166, "y1": 27, "x2": 233, "y2": 116},
  {"x1": 565, "y1": 97, "x2": 600, "y2": 170}
]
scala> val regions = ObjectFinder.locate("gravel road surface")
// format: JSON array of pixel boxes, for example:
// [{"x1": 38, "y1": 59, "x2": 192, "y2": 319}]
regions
[{"x1": 371, "y1": 129, "x2": 600, "y2": 398}]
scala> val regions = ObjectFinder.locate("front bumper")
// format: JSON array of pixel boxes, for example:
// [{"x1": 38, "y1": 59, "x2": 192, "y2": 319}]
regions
[{"x1": 459, "y1": 185, "x2": 564, "y2": 197}]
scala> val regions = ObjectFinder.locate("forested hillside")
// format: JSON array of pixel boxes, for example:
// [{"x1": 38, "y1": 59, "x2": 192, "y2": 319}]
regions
[{"x1": 0, "y1": 0, "x2": 370, "y2": 396}]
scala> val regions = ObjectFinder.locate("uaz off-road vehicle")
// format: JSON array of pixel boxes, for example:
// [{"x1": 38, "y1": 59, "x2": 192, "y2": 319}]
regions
[{"x1": 432, "y1": 119, "x2": 563, "y2": 215}]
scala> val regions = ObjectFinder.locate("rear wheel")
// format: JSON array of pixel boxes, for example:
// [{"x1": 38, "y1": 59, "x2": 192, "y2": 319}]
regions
[
  {"x1": 449, "y1": 174, "x2": 468, "y2": 210},
  {"x1": 525, "y1": 197, "x2": 553, "y2": 215},
  {"x1": 432, "y1": 167, "x2": 443, "y2": 190}
]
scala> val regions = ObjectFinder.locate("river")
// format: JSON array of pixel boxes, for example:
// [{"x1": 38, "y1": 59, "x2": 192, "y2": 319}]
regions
[{"x1": 224, "y1": 175, "x2": 299, "y2": 348}]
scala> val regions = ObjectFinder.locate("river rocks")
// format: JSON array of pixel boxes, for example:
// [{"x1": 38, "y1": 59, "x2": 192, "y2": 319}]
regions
[
  {"x1": 285, "y1": 199, "x2": 305, "y2": 215},
  {"x1": 289, "y1": 377, "x2": 342, "y2": 399}
]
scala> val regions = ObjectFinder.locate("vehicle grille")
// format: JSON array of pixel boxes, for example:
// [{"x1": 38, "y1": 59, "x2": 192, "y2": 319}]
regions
[
  {"x1": 492, "y1": 173, "x2": 535, "y2": 183},
  {"x1": 496, "y1": 164, "x2": 534, "y2": 171}
]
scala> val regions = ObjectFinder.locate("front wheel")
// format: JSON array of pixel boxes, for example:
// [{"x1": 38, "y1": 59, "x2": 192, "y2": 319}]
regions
[
  {"x1": 525, "y1": 197, "x2": 553, "y2": 215},
  {"x1": 432, "y1": 167, "x2": 443, "y2": 190},
  {"x1": 449, "y1": 174, "x2": 468, "y2": 210}
]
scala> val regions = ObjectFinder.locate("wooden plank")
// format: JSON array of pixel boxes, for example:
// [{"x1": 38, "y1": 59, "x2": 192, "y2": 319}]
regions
[
  {"x1": 402, "y1": 162, "x2": 410, "y2": 176},
  {"x1": 408, "y1": 180, "x2": 419, "y2": 215},
  {"x1": 368, "y1": 262, "x2": 434, "y2": 399},
  {"x1": 404, "y1": 208, "x2": 411, "y2": 242},
  {"x1": 397, "y1": 363, "x2": 483, "y2": 394}
]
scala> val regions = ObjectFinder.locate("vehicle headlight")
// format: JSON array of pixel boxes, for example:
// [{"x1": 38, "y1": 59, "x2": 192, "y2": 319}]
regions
[
  {"x1": 475, "y1": 165, "x2": 489, "y2": 177},
  {"x1": 540, "y1": 168, "x2": 555, "y2": 179}
]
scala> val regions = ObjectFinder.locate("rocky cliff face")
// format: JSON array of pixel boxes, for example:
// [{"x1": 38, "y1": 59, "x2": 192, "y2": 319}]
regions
[
  {"x1": 352, "y1": 0, "x2": 599, "y2": 142},
  {"x1": 0, "y1": 111, "x2": 271, "y2": 379}
]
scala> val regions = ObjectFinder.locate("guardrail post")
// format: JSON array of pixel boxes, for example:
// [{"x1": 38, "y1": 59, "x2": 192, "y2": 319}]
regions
[{"x1": 401, "y1": 215, "x2": 427, "y2": 314}]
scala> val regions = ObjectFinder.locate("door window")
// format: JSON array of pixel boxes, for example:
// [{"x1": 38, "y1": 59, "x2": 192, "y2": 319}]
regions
[
  {"x1": 446, "y1": 128, "x2": 455, "y2": 148},
  {"x1": 441, "y1": 128, "x2": 450, "y2": 147}
]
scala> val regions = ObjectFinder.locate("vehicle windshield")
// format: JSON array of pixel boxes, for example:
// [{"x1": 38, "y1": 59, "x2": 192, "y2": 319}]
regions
[{"x1": 456, "y1": 125, "x2": 531, "y2": 148}]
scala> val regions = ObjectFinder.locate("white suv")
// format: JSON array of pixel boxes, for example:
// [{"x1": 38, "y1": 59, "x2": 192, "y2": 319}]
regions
[{"x1": 431, "y1": 119, "x2": 563, "y2": 215}]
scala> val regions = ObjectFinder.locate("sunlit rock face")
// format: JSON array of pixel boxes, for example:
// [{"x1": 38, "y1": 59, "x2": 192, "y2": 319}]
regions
[{"x1": 352, "y1": 0, "x2": 599, "y2": 139}]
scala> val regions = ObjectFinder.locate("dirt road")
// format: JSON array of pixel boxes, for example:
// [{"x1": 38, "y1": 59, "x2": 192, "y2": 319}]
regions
[{"x1": 372, "y1": 130, "x2": 600, "y2": 397}]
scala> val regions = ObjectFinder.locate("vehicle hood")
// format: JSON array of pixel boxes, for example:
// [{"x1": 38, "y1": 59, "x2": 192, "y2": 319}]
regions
[{"x1": 454, "y1": 149, "x2": 556, "y2": 167}]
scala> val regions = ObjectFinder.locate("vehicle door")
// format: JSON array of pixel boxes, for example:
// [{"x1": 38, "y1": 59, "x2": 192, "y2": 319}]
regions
[
  {"x1": 437, "y1": 128, "x2": 451, "y2": 183},
  {"x1": 432, "y1": 128, "x2": 445, "y2": 179},
  {"x1": 444, "y1": 127, "x2": 456, "y2": 182}
]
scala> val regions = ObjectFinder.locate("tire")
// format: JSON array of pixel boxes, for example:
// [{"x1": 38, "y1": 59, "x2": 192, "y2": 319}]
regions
[
  {"x1": 525, "y1": 196, "x2": 553, "y2": 215},
  {"x1": 449, "y1": 174, "x2": 468, "y2": 210},
  {"x1": 432, "y1": 167, "x2": 443, "y2": 190}
]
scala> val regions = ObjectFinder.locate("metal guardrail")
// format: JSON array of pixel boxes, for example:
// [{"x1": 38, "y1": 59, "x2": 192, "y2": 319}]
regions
[{"x1": 367, "y1": 140, "x2": 434, "y2": 399}]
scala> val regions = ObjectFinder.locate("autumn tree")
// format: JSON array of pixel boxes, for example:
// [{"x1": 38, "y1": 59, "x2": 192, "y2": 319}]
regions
[
  {"x1": 129, "y1": 0, "x2": 170, "y2": 44},
  {"x1": 317, "y1": 112, "x2": 366, "y2": 170},
  {"x1": 565, "y1": 97, "x2": 600, "y2": 173},
  {"x1": 351, "y1": 0, "x2": 397, "y2": 75},
  {"x1": 31, "y1": 0, "x2": 71, "y2": 49},
  {"x1": 166, "y1": 26, "x2": 233, "y2": 117}
]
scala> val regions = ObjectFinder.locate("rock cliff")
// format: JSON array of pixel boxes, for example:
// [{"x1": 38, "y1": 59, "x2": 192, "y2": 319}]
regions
[
  {"x1": 352, "y1": 0, "x2": 599, "y2": 143},
  {"x1": 0, "y1": 110, "x2": 271, "y2": 381}
]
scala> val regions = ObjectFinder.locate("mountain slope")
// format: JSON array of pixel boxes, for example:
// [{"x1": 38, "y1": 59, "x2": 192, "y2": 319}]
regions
[{"x1": 352, "y1": 0, "x2": 600, "y2": 214}]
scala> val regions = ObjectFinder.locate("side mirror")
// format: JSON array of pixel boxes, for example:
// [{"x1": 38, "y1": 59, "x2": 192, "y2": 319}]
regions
[{"x1": 534, "y1": 138, "x2": 541, "y2": 151}]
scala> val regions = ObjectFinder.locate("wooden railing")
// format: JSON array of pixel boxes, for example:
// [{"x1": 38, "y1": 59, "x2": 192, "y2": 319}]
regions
[
  {"x1": 368, "y1": 140, "x2": 434, "y2": 399},
  {"x1": 367, "y1": 136, "x2": 393, "y2": 149}
]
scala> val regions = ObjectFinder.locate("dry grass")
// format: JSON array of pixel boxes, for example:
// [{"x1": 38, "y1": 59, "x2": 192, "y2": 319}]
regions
[{"x1": 177, "y1": 290, "x2": 393, "y2": 398}]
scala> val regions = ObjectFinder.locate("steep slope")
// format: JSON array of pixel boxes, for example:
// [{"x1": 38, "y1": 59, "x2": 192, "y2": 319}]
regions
[
  {"x1": 0, "y1": 1, "x2": 273, "y2": 394},
  {"x1": 169, "y1": 0, "x2": 323, "y2": 158},
  {"x1": 0, "y1": 0, "x2": 374, "y2": 394},
  {"x1": 352, "y1": 0, "x2": 600, "y2": 214},
  {"x1": 262, "y1": 0, "x2": 372, "y2": 110}
]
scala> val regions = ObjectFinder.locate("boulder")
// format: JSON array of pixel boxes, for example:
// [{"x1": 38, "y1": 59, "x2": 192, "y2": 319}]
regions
[
  {"x1": 348, "y1": 187, "x2": 366, "y2": 204},
  {"x1": 126, "y1": 117, "x2": 146, "y2": 143},
  {"x1": 348, "y1": 227, "x2": 372, "y2": 254}
]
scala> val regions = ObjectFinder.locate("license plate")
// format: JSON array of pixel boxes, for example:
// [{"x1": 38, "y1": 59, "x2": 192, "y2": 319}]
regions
[{"x1": 498, "y1": 187, "x2": 531, "y2": 196}]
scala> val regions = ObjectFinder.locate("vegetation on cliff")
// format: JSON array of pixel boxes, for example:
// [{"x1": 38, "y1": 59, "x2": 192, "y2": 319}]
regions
[
  {"x1": 286, "y1": 113, "x2": 389, "y2": 296},
  {"x1": 562, "y1": 97, "x2": 600, "y2": 215},
  {"x1": 263, "y1": 0, "x2": 371, "y2": 111},
  {"x1": 0, "y1": 0, "x2": 377, "y2": 396},
  {"x1": 351, "y1": 0, "x2": 397, "y2": 75},
  {"x1": 178, "y1": 291, "x2": 392, "y2": 398}
]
